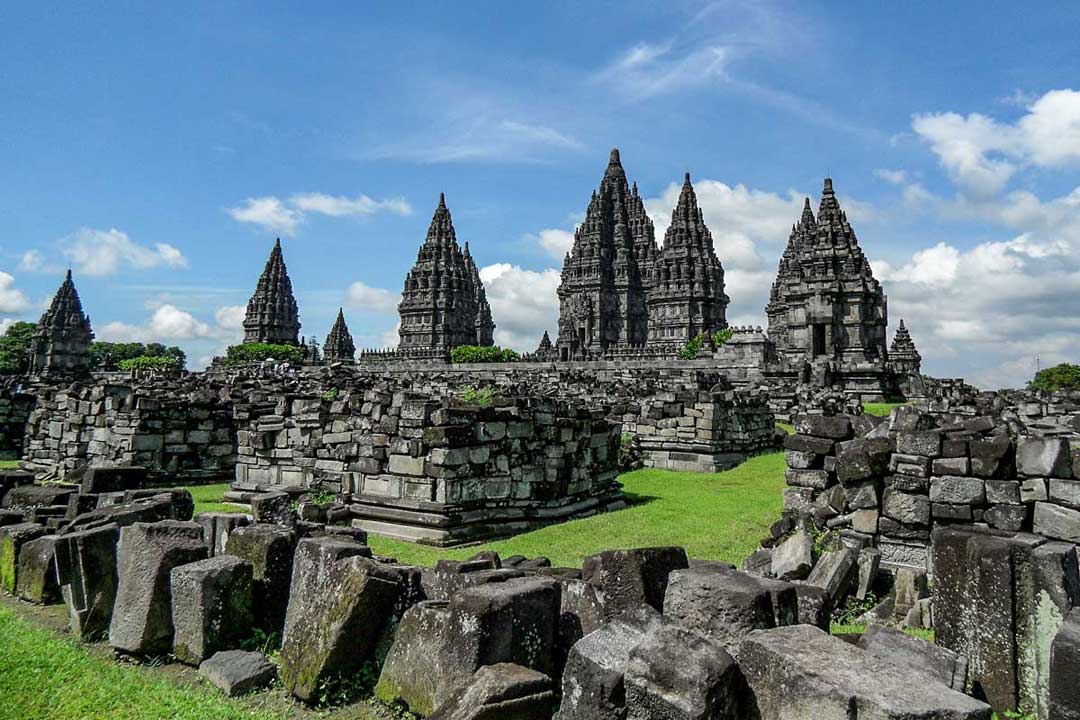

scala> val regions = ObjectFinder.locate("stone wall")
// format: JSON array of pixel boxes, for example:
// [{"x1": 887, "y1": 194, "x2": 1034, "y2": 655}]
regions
[
  {"x1": 782, "y1": 407, "x2": 1080, "y2": 571},
  {"x1": 0, "y1": 382, "x2": 36, "y2": 460}
]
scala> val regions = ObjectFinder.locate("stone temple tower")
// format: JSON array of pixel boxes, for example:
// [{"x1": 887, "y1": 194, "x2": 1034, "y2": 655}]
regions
[
  {"x1": 889, "y1": 319, "x2": 922, "y2": 375},
  {"x1": 28, "y1": 270, "x2": 94, "y2": 379},
  {"x1": 555, "y1": 148, "x2": 656, "y2": 360},
  {"x1": 766, "y1": 178, "x2": 887, "y2": 367},
  {"x1": 647, "y1": 173, "x2": 729, "y2": 344},
  {"x1": 323, "y1": 308, "x2": 356, "y2": 363},
  {"x1": 397, "y1": 194, "x2": 493, "y2": 352},
  {"x1": 243, "y1": 239, "x2": 301, "y2": 346}
]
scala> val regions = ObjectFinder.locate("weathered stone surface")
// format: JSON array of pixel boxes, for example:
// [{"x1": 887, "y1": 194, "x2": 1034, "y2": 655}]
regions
[
  {"x1": 1049, "y1": 478, "x2": 1080, "y2": 509},
  {"x1": 108, "y1": 521, "x2": 207, "y2": 656},
  {"x1": 791, "y1": 583, "x2": 831, "y2": 631},
  {"x1": 835, "y1": 437, "x2": 892, "y2": 483},
  {"x1": 969, "y1": 436, "x2": 1013, "y2": 478},
  {"x1": 250, "y1": 491, "x2": 293, "y2": 525},
  {"x1": 883, "y1": 488, "x2": 931, "y2": 525},
  {"x1": 54, "y1": 523, "x2": 120, "y2": 640},
  {"x1": 199, "y1": 650, "x2": 277, "y2": 697},
  {"x1": 769, "y1": 529, "x2": 813, "y2": 581},
  {"x1": 857, "y1": 624, "x2": 968, "y2": 690},
  {"x1": 1021, "y1": 478, "x2": 1049, "y2": 503},
  {"x1": 624, "y1": 624, "x2": 741, "y2": 720},
  {"x1": 1050, "y1": 608, "x2": 1080, "y2": 720},
  {"x1": 14, "y1": 534, "x2": 60, "y2": 603},
  {"x1": 930, "y1": 475, "x2": 985, "y2": 504},
  {"x1": 224, "y1": 523, "x2": 296, "y2": 632},
  {"x1": 195, "y1": 512, "x2": 250, "y2": 556},
  {"x1": 784, "y1": 468, "x2": 830, "y2": 489},
  {"x1": 985, "y1": 479, "x2": 1021, "y2": 505},
  {"x1": 243, "y1": 238, "x2": 300, "y2": 345},
  {"x1": 664, "y1": 566, "x2": 793, "y2": 648},
  {"x1": 171, "y1": 555, "x2": 254, "y2": 665},
  {"x1": 1034, "y1": 502, "x2": 1080, "y2": 543},
  {"x1": 843, "y1": 479, "x2": 880, "y2": 509},
  {"x1": 0, "y1": 522, "x2": 45, "y2": 593},
  {"x1": 582, "y1": 546, "x2": 688, "y2": 618},
  {"x1": 377, "y1": 577, "x2": 561, "y2": 716},
  {"x1": 794, "y1": 415, "x2": 851, "y2": 440},
  {"x1": 804, "y1": 548, "x2": 857, "y2": 606},
  {"x1": 280, "y1": 537, "x2": 401, "y2": 702},
  {"x1": 553, "y1": 607, "x2": 662, "y2": 720},
  {"x1": 737, "y1": 625, "x2": 991, "y2": 719},
  {"x1": 855, "y1": 547, "x2": 880, "y2": 600},
  {"x1": 783, "y1": 434, "x2": 834, "y2": 455},
  {"x1": 984, "y1": 503, "x2": 1028, "y2": 531},
  {"x1": 428, "y1": 664, "x2": 554, "y2": 720},
  {"x1": 893, "y1": 567, "x2": 929, "y2": 621},
  {"x1": 896, "y1": 431, "x2": 941, "y2": 458},
  {"x1": 2, "y1": 484, "x2": 75, "y2": 511},
  {"x1": 1016, "y1": 436, "x2": 1072, "y2": 478},
  {"x1": 79, "y1": 466, "x2": 147, "y2": 494}
]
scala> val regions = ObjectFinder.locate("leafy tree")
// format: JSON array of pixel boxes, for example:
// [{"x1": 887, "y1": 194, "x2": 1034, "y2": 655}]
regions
[
  {"x1": 450, "y1": 345, "x2": 520, "y2": 363},
  {"x1": 117, "y1": 355, "x2": 181, "y2": 372},
  {"x1": 224, "y1": 343, "x2": 305, "y2": 367},
  {"x1": 90, "y1": 341, "x2": 186, "y2": 371},
  {"x1": 0, "y1": 322, "x2": 37, "y2": 374},
  {"x1": 1028, "y1": 362, "x2": 1080, "y2": 392}
]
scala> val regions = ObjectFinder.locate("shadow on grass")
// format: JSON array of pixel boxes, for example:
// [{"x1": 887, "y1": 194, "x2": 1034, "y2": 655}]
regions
[{"x1": 622, "y1": 491, "x2": 659, "y2": 507}]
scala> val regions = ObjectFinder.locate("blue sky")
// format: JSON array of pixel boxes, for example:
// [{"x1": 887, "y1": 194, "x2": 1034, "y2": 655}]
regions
[{"x1": 2, "y1": 1, "x2": 1079, "y2": 386}]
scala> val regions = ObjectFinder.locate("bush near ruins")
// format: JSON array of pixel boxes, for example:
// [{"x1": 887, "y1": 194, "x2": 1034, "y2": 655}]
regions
[
  {"x1": 224, "y1": 342, "x2": 305, "y2": 367},
  {"x1": 678, "y1": 328, "x2": 733, "y2": 360},
  {"x1": 0, "y1": 321, "x2": 35, "y2": 374},
  {"x1": 116, "y1": 355, "x2": 181, "y2": 373},
  {"x1": 713, "y1": 327, "x2": 734, "y2": 346},
  {"x1": 90, "y1": 341, "x2": 187, "y2": 371},
  {"x1": 449, "y1": 345, "x2": 519, "y2": 363},
  {"x1": 1028, "y1": 362, "x2": 1080, "y2": 392}
]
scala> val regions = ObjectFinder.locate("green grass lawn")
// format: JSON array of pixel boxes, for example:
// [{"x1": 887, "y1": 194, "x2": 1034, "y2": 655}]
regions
[
  {"x1": 187, "y1": 482, "x2": 243, "y2": 514},
  {"x1": 0, "y1": 459, "x2": 21, "y2": 470},
  {"x1": 862, "y1": 402, "x2": 905, "y2": 417}
]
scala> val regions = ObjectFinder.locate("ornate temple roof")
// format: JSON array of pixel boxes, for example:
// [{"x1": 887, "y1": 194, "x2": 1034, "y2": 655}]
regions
[
  {"x1": 323, "y1": 308, "x2": 356, "y2": 362},
  {"x1": 29, "y1": 270, "x2": 95, "y2": 378},
  {"x1": 243, "y1": 239, "x2": 301, "y2": 346}
]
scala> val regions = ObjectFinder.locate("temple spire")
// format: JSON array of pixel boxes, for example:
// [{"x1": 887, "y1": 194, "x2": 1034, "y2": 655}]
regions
[
  {"x1": 28, "y1": 270, "x2": 94, "y2": 379},
  {"x1": 323, "y1": 308, "x2": 356, "y2": 363},
  {"x1": 242, "y1": 239, "x2": 301, "y2": 346}
]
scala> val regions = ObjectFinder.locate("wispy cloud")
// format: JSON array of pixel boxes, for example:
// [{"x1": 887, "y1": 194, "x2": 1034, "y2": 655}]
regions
[
  {"x1": 594, "y1": 42, "x2": 731, "y2": 100},
  {"x1": 228, "y1": 191, "x2": 412, "y2": 235},
  {"x1": 370, "y1": 117, "x2": 584, "y2": 164},
  {"x1": 228, "y1": 197, "x2": 301, "y2": 236}
]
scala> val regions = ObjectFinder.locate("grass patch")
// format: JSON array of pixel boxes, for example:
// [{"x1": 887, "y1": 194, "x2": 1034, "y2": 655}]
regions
[
  {"x1": 188, "y1": 482, "x2": 244, "y2": 515},
  {"x1": 862, "y1": 402, "x2": 905, "y2": 417},
  {"x1": 829, "y1": 622, "x2": 934, "y2": 643},
  {"x1": 367, "y1": 452, "x2": 787, "y2": 567},
  {"x1": 0, "y1": 460, "x2": 20, "y2": 470}
]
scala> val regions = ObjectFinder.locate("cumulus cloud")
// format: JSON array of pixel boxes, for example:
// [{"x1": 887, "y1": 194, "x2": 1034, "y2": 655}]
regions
[
  {"x1": 98, "y1": 304, "x2": 246, "y2": 345},
  {"x1": 529, "y1": 229, "x2": 575, "y2": 261},
  {"x1": 47, "y1": 228, "x2": 188, "y2": 278},
  {"x1": 479, "y1": 263, "x2": 561, "y2": 351},
  {"x1": 912, "y1": 89, "x2": 1080, "y2": 195},
  {"x1": 346, "y1": 281, "x2": 399, "y2": 314},
  {"x1": 0, "y1": 272, "x2": 31, "y2": 314},
  {"x1": 227, "y1": 197, "x2": 302, "y2": 236}
]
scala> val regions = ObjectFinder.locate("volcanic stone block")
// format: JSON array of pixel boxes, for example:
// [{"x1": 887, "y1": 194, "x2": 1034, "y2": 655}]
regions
[
  {"x1": 804, "y1": 548, "x2": 857, "y2": 607},
  {"x1": 784, "y1": 449, "x2": 820, "y2": 469},
  {"x1": 377, "y1": 577, "x2": 561, "y2": 716},
  {"x1": 769, "y1": 529, "x2": 813, "y2": 581},
  {"x1": 1034, "y1": 502, "x2": 1080, "y2": 543},
  {"x1": 969, "y1": 436, "x2": 1013, "y2": 478},
  {"x1": 889, "y1": 406, "x2": 933, "y2": 432},
  {"x1": 428, "y1": 664, "x2": 555, "y2": 720},
  {"x1": 553, "y1": 608, "x2": 662, "y2": 720},
  {"x1": 835, "y1": 437, "x2": 892, "y2": 483},
  {"x1": 883, "y1": 488, "x2": 931, "y2": 526},
  {"x1": 108, "y1": 520, "x2": 208, "y2": 656},
  {"x1": 280, "y1": 538, "x2": 402, "y2": 701},
  {"x1": 1050, "y1": 608, "x2": 1080, "y2": 720},
  {"x1": 794, "y1": 415, "x2": 852, "y2": 440},
  {"x1": 855, "y1": 547, "x2": 880, "y2": 600},
  {"x1": 896, "y1": 430, "x2": 942, "y2": 458},
  {"x1": 15, "y1": 534, "x2": 60, "y2": 603},
  {"x1": 984, "y1": 504, "x2": 1028, "y2": 531},
  {"x1": 195, "y1": 512, "x2": 251, "y2": 556},
  {"x1": 581, "y1": 546, "x2": 688, "y2": 619},
  {"x1": 66, "y1": 495, "x2": 174, "y2": 532},
  {"x1": 250, "y1": 491, "x2": 292, "y2": 525},
  {"x1": 783, "y1": 434, "x2": 834, "y2": 455},
  {"x1": 0, "y1": 470, "x2": 33, "y2": 504},
  {"x1": 843, "y1": 479, "x2": 879, "y2": 509},
  {"x1": 933, "y1": 456, "x2": 971, "y2": 475},
  {"x1": 199, "y1": 650, "x2": 277, "y2": 697},
  {"x1": 1016, "y1": 436, "x2": 1072, "y2": 478},
  {"x1": 123, "y1": 489, "x2": 194, "y2": 521},
  {"x1": 2, "y1": 484, "x2": 75, "y2": 511},
  {"x1": 664, "y1": 566, "x2": 793, "y2": 648},
  {"x1": 784, "y1": 469, "x2": 830, "y2": 489},
  {"x1": 930, "y1": 475, "x2": 985, "y2": 504},
  {"x1": 1050, "y1": 478, "x2": 1080, "y2": 509},
  {"x1": 80, "y1": 466, "x2": 148, "y2": 494},
  {"x1": 624, "y1": 624, "x2": 741, "y2": 720},
  {"x1": 1021, "y1": 478, "x2": 1049, "y2": 503},
  {"x1": 858, "y1": 624, "x2": 968, "y2": 690},
  {"x1": 54, "y1": 523, "x2": 120, "y2": 640},
  {"x1": 893, "y1": 567, "x2": 929, "y2": 621},
  {"x1": 0, "y1": 522, "x2": 45, "y2": 592},
  {"x1": 792, "y1": 583, "x2": 832, "y2": 630},
  {"x1": 224, "y1": 523, "x2": 296, "y2": 632},
  {"x1": 737, "y1": 625, "x2": 991, "y2": 719},
  {"x1": 171, "y1": 555, "x2": 254, "y2": 665},
  {"x1": 985, "y1": 480, "x2": 1021, "y2": 505}
]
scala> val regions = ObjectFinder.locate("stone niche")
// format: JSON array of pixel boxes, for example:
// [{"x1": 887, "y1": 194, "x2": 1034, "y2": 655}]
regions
[{"x1": 233, "y1": 388, "x2": 624, "y2": 545}]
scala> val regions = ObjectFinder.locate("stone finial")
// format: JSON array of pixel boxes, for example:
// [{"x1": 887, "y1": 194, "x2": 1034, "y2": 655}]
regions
[
  {"x1": 28, "y1": 269, "x2": 95, "y2": 379},
  {"x1": 242, "y1": 239, "x2": 301, "y2": 346},
  {"x1": 323, "y1": 308, "x2": 356, "y2": 363}
]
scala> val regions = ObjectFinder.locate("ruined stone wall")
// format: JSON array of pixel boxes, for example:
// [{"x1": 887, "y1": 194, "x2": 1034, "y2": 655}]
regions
[
  {"x1": 21, "y1": 377, "x2": 237, "y2": 481},
  {"x1": 783, "y1": 408, "x2": 1080, "y2": 570},
  {"x1": 0, "y1": 382, "x2": 36, "y2": 459}
]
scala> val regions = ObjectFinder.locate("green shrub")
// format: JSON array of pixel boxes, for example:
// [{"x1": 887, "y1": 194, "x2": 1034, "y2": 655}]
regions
[
  {"x1": 459, "y1": 386, "x2": 496, "y2": 406},
  {"x1": 91, "y1": 341, "x2": 186, "y2": 371},
  {"x1": 678, "y1": 333, "x2": 707, "y2": 360},
  {"x1": 450, "y1": 345, "x2": 520, "y2": 363},
  {"x1": 713, "y1": 327, "x2": 734, "y2": 347},
  {"x1": 832, "y1": 591, "x2": 879, "y2": 626},
  {"x1": 1028, "y1": 362, "x2": 1080, "y2": 392},
  {"x1": 117, "y1": 355, "x2": 180, "y2": 372},
  {"x1": 223, "y1": 343, "x2": 305, "y2": 367},
  {"x1": 0, "y1": 321, "x2": 35, "y2": 374}
]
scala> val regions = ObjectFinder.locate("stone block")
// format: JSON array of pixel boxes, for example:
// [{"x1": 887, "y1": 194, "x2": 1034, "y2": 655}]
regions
[
  {"x1": 857, "y1": 625, "x2": 968, "y2": 690},
  {"x1": 195, "y1": 512, "x2": 251, "y2": 556},
  {"x1": 1034, "y1": 502, "x2": 1080, "y2": 543},
  {"x1": 198, "y1": 650, "x2": 277, "y2": 697},
  {"x1": 171, "y1": 555, "x2": 254, "y2": 665},
  {"x1": 804, "y1": 548, "x2": 857, "y2": 607},
  {"x1": 108, "y1": 521, "x2": 208, "y2": 655},
  {"x1": 784, "y1": 468, "x2": 830, "y2": 489},
  {"x1": 279, "y1": 536, "x2": 402, "y2": 701},
  {"x1": 0, "y1": 522, "x2": 45, "y2": 593},
  {"x1": 769, "y1": 529, "x2": 813, "y2": 581},
  {"x1": 985, "y1": 479, "x2": 1021, "y2": 505},
  {"x1": 969, "y1": 436, "x2": 1014, "y2": 478},
  {"x1": 930, "y1": 475, "x2": 985, "y2": 504},
  {"x1": 15, "y1": 534, "x2": 60, "y2": 603},
  {"x1": 428, "y1": 664, "x2": 554, "y2": 720},
  {"x1": 2, "y1": 484, "x2": 75, "y2": 511},
  {"x1": 835, "y1": 437, "x2": 892, "y2": 483},
  {"x1": 1050, "y1": 608, "x2": 1080, "y2": 720},
  {"x1": 793, "y1": 415, "x2": 852, "y2": 440},
  {"x1": 896, "y1": 431, "x2": 942, "y2": 457},
  {"x1": 984, "y1": 504, "x2": 1028, "y2": 531},
  {"x1": 883, "y1": 488, "x2": 931, "y2": 526},
  {"x1": 784, "y1": 449, "x2": 820, "y2": 469},
  {"x1": 893, "y1": 567, "x2": 929, "y2": 620},
  {"x1": 664, "y1": 566, "x2": 794, "y2": 648},
  {"x1": 225, "y1": 524, "x2": 296, "y2": 633},
  {"x1": 1017, "y1": 436, "x2": 1071, "y2": 477},
  {"x1": 1049, "y1": 478, "x2": 1080, "y2": 509},
  {"x1": 855, "y1": 547, "x2": 880, "y2": 600},
  {"x1": 250, "y1": 491, "x2": 292, "y2": 525},
  {"x1": 1020, "y1": 478, "x2": 1049, "y2": 503},
  {"x1": 54, "y1": 523, "x2": 120, "y2": 640},
  {"x1": 80, "y1": 466, "x2": 147, "y2": 494},
  {"x1": 783, "y1": 434, "x2": 833, "y2": 455},
  {"x1": 933, "y1": 456, "x2": 971, "y2": 475},
  {"x1": 737, "y1": 625, "x2": 990, "y2": 719},
  {"x1": 624, "y1": 624, "x2": 741, "y2": 720},
  {"x1": 842, "y1": 479, "x2": 879, "y2": 509},
  {"x1": 581, "y1": 546, "x2": 688, "y2": 618}
]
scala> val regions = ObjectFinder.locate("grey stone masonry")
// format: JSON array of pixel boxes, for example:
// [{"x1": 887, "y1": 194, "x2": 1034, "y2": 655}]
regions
[
  {"x1": 322, "y1": 308, "x2": 356, "y2": 363},
  {"x1": 243, "y1": 239, "x2": 300, "y2": 346},
  {"x1": 28, "y1": 270, "x2": 94, "y2": 380}
]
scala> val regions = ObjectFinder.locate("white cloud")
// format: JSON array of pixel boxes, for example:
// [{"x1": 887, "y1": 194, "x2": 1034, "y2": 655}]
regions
[
  {"x1": 874, "y1": 169, "x2": 908, "y2": 185},
  {"x1": 912, "y1": 89, "x2": 1080, "y2": 195},
  {"x1": 290, "y1": 193, "x2": 412, "y2": 218},
  {"x1": 227, "y1": 197, "x2": 301, "y2": 236},
  {"x1": 380, "y1": 323, "x2": 400, "y2": 349},
  {"x1": 478, "y1": 263, "x2": 561, "y2": 351},
  {"x1": 372, "y1": 118, "x2": 583, "y2": 164},
  {"x1": 346, "y1": 281, "x2": 399, "y2": 314},
  {"x1": 55, "y1": 228, "x2": 188, "y2": 278},
  {"x1": 214, "y1": 305, "x2": 246, "y2": 335},
  {"x1": 99, "y1": 304, "x2": 212, "y2": 342},
  {"x1": 0, "y1": 272, "x2": 31, "y2": 314},
  {"x1": 596, "y1": 42, "x2": 731, "y2": 100},
  {"x1": 530, "y1": 229, "x2": 575, "y2": 260},
  {"x1": 19, "y1": 250, "x2": 45, "y2": 272}
]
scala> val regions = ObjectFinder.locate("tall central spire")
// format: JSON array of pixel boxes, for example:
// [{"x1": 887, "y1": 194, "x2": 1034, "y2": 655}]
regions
[
  {"x1": 28, "y1": 269, "x2": 95, "y2": 378},
  {"x1": 243, "y1": 239, "x2": 301, "y2": 345}
]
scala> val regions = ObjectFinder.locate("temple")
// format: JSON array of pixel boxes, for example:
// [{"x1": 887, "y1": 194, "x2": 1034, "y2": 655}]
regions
[
  {"x1": 27, "y1": 270, "x2": 94, "y2": 380},
  {"x1": 647, "y1": 172, "x2": 729, "y2": 344},
  {"x1": 397, "y1": 194, "x2": 494, "y2": 354},
  {"x1": 323, "y1": 309, "x2": 356, "y2": 363},
  {"x1": 243, "y1": 239, "x2": 301, "y2": 345},
  {"x1": 889, "y1": 319, "x2": 921, "y2": 375}
]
